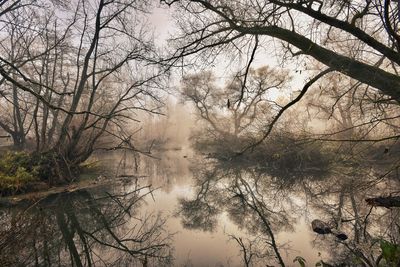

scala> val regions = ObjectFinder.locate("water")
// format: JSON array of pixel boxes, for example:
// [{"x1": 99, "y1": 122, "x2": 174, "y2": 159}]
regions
[{"x1": 0, "y1": 149, "x2": 399, "y2": 266}]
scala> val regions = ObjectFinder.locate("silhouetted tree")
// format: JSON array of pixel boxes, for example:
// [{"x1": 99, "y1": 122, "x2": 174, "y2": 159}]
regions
[
  {"x1": 0, "y1": 0, "x2": 165, "y2": 182},
  {"x1": 162, "y1": 0, "x2": 400, "y2": 148},
  {"x1": 181, "y1": 66, "x2": 289, "y2": 153}
]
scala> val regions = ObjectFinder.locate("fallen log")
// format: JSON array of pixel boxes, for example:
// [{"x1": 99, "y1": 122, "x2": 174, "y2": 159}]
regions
[
  {"x1": 0, "y1": 177, "x2": 125, "y2": 207},
  {"x1": 365, "y1": 196, "x2": 400, "y2": 208}
]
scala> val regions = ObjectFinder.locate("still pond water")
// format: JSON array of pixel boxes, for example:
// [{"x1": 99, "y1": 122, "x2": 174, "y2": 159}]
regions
[{"x1": 0, "y1": 149, "x2": 398, "y2": 266}]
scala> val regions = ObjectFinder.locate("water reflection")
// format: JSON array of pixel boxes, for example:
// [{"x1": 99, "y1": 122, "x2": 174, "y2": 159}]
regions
[
  {"x1": 0, "y1": 182, "x2": 173, "y2": 266},
  {"x1": 303, "y1": 170, "x2": 400, "y2": 266},
  {"x1": 177, "y1": 161, "x2": 305, "y2": 266},
  {"x1": 1, "y1": 150, "x2": 399, "y2": 266},
  {"x1": 177, "y1": 159, "x2": 400, "y2": 266}
]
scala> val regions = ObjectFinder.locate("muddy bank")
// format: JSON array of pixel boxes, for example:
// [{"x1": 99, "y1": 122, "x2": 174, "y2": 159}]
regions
[{"x1": 0, "y1": 175, "x2": 143, "y2": 207}]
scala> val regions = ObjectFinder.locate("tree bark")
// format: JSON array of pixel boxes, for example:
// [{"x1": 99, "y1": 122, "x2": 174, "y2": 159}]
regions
[{"x1": 235, "y1": 25, "x2": 400, "y2": 102}]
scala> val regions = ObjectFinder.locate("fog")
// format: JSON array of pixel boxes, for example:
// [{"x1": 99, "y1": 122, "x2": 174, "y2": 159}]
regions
[{"x1": 1, "y1": 1, "x2": 400, "y2": 266}]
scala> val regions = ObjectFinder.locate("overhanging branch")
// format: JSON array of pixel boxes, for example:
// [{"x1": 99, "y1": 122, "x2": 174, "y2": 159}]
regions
[{"x1": 239, "y1": 68, "x2": 333, "y2": 154}]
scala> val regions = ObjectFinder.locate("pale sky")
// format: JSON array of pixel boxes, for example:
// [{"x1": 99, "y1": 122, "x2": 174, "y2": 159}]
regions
[{"x1": 148, "y1": 3, "x2": 313, "y2": 103}]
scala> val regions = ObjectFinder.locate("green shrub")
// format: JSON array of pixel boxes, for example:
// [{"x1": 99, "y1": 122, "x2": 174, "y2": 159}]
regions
[
  {"x1": 0, "y1": 152, "x2": 39, "y2": 195},
  {"x1": 380, "y1": 240, "x2": 400, "y2": 266}
]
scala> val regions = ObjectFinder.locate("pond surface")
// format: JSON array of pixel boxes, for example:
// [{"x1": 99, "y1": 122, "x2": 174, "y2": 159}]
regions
[{"x1": 0, "y1": 149, "x2": 399, "y2": 266}]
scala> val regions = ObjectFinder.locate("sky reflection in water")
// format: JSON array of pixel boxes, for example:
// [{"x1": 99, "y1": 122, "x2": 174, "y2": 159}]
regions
[{"x1": 0, "y1": 149, "x2": 398, "y2": 266}]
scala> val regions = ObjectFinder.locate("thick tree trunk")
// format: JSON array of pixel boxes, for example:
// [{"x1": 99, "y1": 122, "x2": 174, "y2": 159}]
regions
[
  {"x1": 236, "y1": 25, "x2": 400, "y2": 102},
  {"x1": 189, "y1": 1, "x2": 400, "y2": 101}
]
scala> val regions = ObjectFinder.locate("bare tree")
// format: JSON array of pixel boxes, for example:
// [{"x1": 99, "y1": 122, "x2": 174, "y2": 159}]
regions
[
  {"x1": 0, "y1": 0, "x2": 165, "y2": 182},
  {"x1": 162, "y1": 0, "x2": 400, "y2": 148},
  {"x1": 181, "y1": 66, "x2": 289, "y2": 152},
  {"x1": 0, "y1": 6, "x2": 46, "y2": 149}
]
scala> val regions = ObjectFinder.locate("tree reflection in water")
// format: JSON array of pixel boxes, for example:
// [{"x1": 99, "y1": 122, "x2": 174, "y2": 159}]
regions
[
  {"x1": 178, "y1": 160, "x2": 400, "y2": 266},
  {"x1": 303, "y1": 169, "x2": 400, "y2": 266},
  {"x1": 0, "y1": 182, "x2": 173, "y2": 266}
]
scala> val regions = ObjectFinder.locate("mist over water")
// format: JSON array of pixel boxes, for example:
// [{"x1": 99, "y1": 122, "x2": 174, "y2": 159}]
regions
[
  {"x1": 1, "y1": 88, "x2": 400, "y2": 266},
  {"x1": 1, "y1": 1, "x2": 400, "y2": 266}
]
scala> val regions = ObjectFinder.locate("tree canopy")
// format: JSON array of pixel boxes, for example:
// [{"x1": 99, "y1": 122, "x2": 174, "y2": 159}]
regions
[{"x1": 163, "y1": 0, "x2": 400, "y2": 101}]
